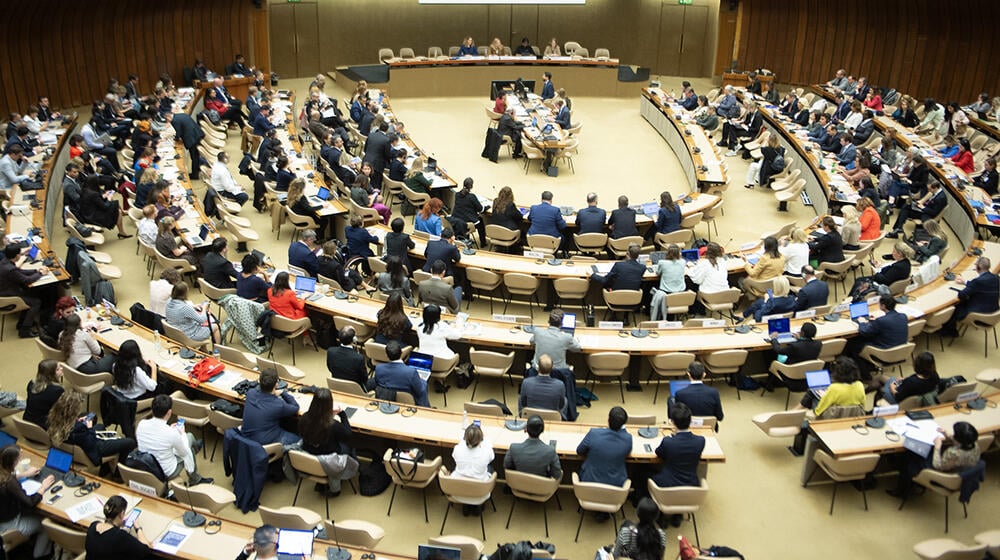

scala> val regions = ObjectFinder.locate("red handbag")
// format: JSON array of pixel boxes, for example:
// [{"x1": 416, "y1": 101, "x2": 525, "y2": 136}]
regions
[
  {"x1": 677, "y1": 535, "x2": 698, "y2": 560},
  {"x1": 188, "y1": 357, "x2": 224, "y2": 387}
]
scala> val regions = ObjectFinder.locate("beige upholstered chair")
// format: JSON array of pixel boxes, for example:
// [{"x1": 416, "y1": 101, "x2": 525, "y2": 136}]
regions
[
  {"x1": 383, "y1": 449, "x2": 443, "y2": 522},
  {"x1": 325, "y1": 520, "x2": 385, "y2": 550},
  {"x1": 807, "y1": 450, "x2": 880, "y2": 515},
  {"x1": 752, "y1": 409, "x2": 807, "y2": 439},
  {"x1": 504, "y1": 470, "x2": 562, "y2": 537},
  {"x1": 768, "y1": 359, "x2": 825, "y2": 409},
  {"x1": 259, "y1": 505, "x2": 322, "y2": 531},
  {"x1": 469, "y1": 347, "x2": 516, "y2": 403},
  {"x1": 437, "y1": 468, "x2": 497, "y2": 539},
  {"x1": 571, "y1": 472, "x2": 630, "y2": 541},
  {"x1": 648, "y1": 352, "x2": 696, "y2": 403},
  {"x1": 647, "y1": 478, "x2": 709, "y2": 546},
  {"x1": 586, "y1": 352, "x2": 630, "y2": 402}
]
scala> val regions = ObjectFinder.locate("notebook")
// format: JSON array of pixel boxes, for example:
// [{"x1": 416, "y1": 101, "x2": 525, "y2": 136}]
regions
[
  {"x1": 37, "y1": 447, "x2": 73, "y2": 482},
  {"x1": 293, "y1": 275, "x2": 317, "y2": 298},
  {"x1": 276, "y1": 529, "x2": 314, "y2": 560},
  {"x1": 670, "y1": 380, "x2": 691, "y2": 398},
  {"x1": 681, "y1": 249, "x2": 700, "y2": 262},
  {"x1": 767, "y1": 317, "x2": 796, "y2": 343},
  {"x1": 849, "y1": 301, "x2": 870, "y2": 321},
  {"x1": 407, "y1": 351, "x2": 435, "y2": 382}
]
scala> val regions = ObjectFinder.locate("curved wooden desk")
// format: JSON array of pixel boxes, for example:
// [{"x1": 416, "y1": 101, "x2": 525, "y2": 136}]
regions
[
  {"x1": 87, "y1": 316, "x2": 724, "y2": 464},
  {"x1": 640, "y1": 88, "x2": 728, "y2": 190},
  {"x1": 21, "y1": 446, "x2": 414, "y2": 560}
]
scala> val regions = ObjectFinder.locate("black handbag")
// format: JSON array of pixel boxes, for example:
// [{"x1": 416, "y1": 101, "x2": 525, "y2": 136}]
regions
[{"x1": 389, "y1": 448, "x2": 424, "y2": 482}]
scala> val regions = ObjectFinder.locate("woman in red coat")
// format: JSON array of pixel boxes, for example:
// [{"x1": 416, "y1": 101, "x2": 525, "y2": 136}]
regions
[
  {"x1": 204, "y1": 88, "x2": 246, "y2": 129},
  {"x1": 950, "y1": 137, "x2": 974, "y2": 174},
  {"x1": 267, "y1": 272, "x2": 307, "y2": 319}
]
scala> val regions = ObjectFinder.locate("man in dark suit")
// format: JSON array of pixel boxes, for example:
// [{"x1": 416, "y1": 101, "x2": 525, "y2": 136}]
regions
[
  {"x1": 497, "y1": 108, "x2": 525, "y2": 158},
  {"x1": 576, "y1": 192, "x2": 606, "y2": 235},
  {"x1": 831, "y1": 92, "x2": 851, "y2": 123},
  {"x1": 232, "y1": 54, "x2": 252, "y2": 76},
  {"x1": 0, "y1": 244, "x2": 46, "y2": 338},
  {"x1": 672, "y1": 362, "x2": 724, "y2": 427},
  {"x1": 358, "y1": 102, "x2": 378, "y2": 136},
  {"x1": 171, "y1": 112, "x2": 205, "y2": 179},
  {"x1": 527, "y1": 191, "x2": 566, "y2": 238},
  {"x1": 721, "y1": 101, "x2": 762, "y2": 155},
  {"x1": 251, "y1": 105, "x2": 275, "y2": 136},
  {"x1": 554, "y1": 99, "x2": 571, "y2": 130},
  {"x1": 321, "y1": 134, "x2": 357, "y2": 187},
  {"x1": 942, "y1": 257, "x2": 1000, "y2": 336},
  {"x1": 608, "y1": 195, "x2": 638, "y2": 239},
  {"x1": 242, "y1": 370, "x2": 301, "y2": 447},
  {"x1": 366, "y1": 340, "x2": 430, "y2": 407},
  {"x1": 845, "y1": 295, "x2": 909, "y2": 379},
  {"x1": 794, "y1": 265, "x2": 829, "y2": 310},
  {"x1": 363, "y1": 121, "x2": 392, "y2": 189},
  {"x1": 853, "y1": 111, "x2": 876, "y2": 144},
  {"x1": 577, "y1": 406, "x2": 632, "y2": 488},
  {"x1": 201, "y1": 238, "x2": 238, "y2": 289},
  {"x1": 819, "y1": 124, "x2": 841, "y2": 153},
  {"x1": 422, "y1": 228, "x2": 462, "y2": 278},
  {"x1": 652, "y1": 402, "x2": 705, "y2": 488},
  {"x1": 973, "y1": 157, "x2": 997, "y2": 196},
  {"x1": 592, "y1": 242, "x2": 645, "y2": 291},
  {"x1": 680, "y1": 89, "x2": 699, "y2": 111},
  {"x1": 835, "y1": 133, "x2": 858, "y2": 165},
  {"x1": 770, "y1": 321, "x2": 822, "y2": 364},
  {"x1": 326, "y1": 327, "x2": 368, "y2": 390},
  {"x1": 890, "y1": 182, "x2": 947, "y2": 235},
  {"x1": 503, "y1": 415, "x2": 563, "y2": 480},
  {"x1": 288, "y1": 230, "x2": 320, "y2": 277},
  {"x1": 518, "y1": 355, "x2": 566, "y2": 416},
  {"x1": 540, "y1": 72, "x2": 555, "y2": 100}
]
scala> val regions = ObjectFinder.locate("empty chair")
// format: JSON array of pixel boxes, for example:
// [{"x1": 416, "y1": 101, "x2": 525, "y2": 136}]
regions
[
  {"x1": 912, "y1": 539, "x2": 987, "y2": 560},
  {"x1": 469, "y1": 347, "x2": 516, "y2": 403},
  {"x1": 752, "y1": 409, "x2": 807, "y2": 439},
  {"x1": 466, "y1": 268, "x2": 503, "y2": 313},
  {"x1": 259, "y1": 505, "x2": 322, "y2": 531},
  {"x1": 697, "y1": 288, "x2": 742, "y2": 323},
  {"x1": 564, "y1": 41, "x2": 582, "y2": 55},
  {"x1": 324, "y1": 520, "x2": 385, "y2": 550},
  {"x1": 463, "y1": 401, "x2": 506, "y2": 417},
  {"x1": 520, "y1": 407, "x2": 561, "y2": 422},
  {"x1": 647, "y1": 478, "x2": 709, "y2": 547},
  {"x1": 594, "y1": 48, "x2": 610, "y2": 59},
  {"x1": 0, "y1": 297, "x2": 28, "y2": 341},
  {"x1": 922, "y1": 307, "x2": 956, "y2": 351},
  {"x1": 602, "y1": 289, "x2": 642, "y2": 326},
  {"x1": 648, "y1": 352, "x2": 696, "y2": 403},
  {"x1": 268, "y1": 315, "x2": 313, "y2": 365},
  {"x1": 215, "y1": 344, "x2": 257, "y2": 370},
  {"x1": 702, "y1": 350, "x2": 749, "y2": 398},
  {"x1": 586, "y1": 352, "x2": 630, "y2": 403},
  {"x1": 806, "y1": 450, "x2": 880, "y2": 515},
  {"x1": 955, "y1": 310, "x2": 1000, "y2": 357},
  {"x1": 503, "y1": 273, "x2": 540, "y2": 315},
  {"x1": 859, "y1": 342, "x2": 915, "y2": 376},
  {"x1": 505, "y1": 470, "x2": 562, "y2": 537},
  {"x1": 378, "y1": 48, "x2": 395, "y2": 62},
  {"x1": 399, "y1": 47, "x2": 415, "y2": 59},
  {"x1": 571, "y1": 472, "x2": 630, "y2": 541},
  {"x1": 383, "y1": 448, "x2": 442, "y2": 522},
  {"x1": 328, "y1": 377, "x2": 373, "y2": 397},
  {"x1": 429, "y1": 536, "x2": 484, "y2": 560},
  {"x1": 428, "y1": 47, "x2": 445, "y2": 59}
]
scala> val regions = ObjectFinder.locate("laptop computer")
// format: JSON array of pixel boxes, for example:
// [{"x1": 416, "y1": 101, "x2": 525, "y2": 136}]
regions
[
  {"x1": 561, "y1": 313, "x2": 576, "y2": 335},
  {"x1": 641, "y1": 201, "x2": 660, "y2": 217},
  {"x1": 806, "y1": 369, "x2": 831, "y2": 398},
  {"x1": 767, "y1": 317, "x2": 796, "y2": 343},
  {"x1": 307, "y1": 186, "x2": 331, "y2": 207},
  {"x1": 849, "y1": 301, "x2": 870, "y2": 321},
  {"x1": 681, "y1": 249, "x2": 700, "y2": 263},
  {"x1": 293, "y1": 275, "x2": 317, "y2": 298},
  {"x1": 37, "y1": 447, "x2": 73, "y2": 482},
  {"x1": 670, "y1": 380, "x2": 691, "y2": 398},
  {"x1": 418, "y1": 544, "x2": 462, "y2": 560},
  {"x1": 276, "y1": 528, "x2": 314, "y2": 560},
  {"x1": 186, "y1": 224, "x2": 211, "y2": 246},
  {"x1": 407, "y1": 351, "x2": 435, "y2": 382},
  {"x1": 27, "y1": 245, "x2": 40, "y2": 261},
  {"x1": 648, "y1": 251, "x2": 666, "y2": 264},
  {"x1": 424, "y1": 157, "x2": 437, "y2": 172}
]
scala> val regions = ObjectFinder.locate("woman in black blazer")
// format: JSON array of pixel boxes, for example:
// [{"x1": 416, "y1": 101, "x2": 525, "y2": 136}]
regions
[
  {"x1": 275, "y1": 156, "x2": 295, "y2": 192},
  {"x1": 488, "y1": 186, "x2": 523, "y2": 253},
  {"x1": 808, "y1": 216, "x2": 845, "y2": 265}
]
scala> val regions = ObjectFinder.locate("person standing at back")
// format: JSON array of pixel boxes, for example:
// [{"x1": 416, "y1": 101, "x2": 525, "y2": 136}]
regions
[{"x1": 541, "y1": 72, "x2": 555, "y2": 100}]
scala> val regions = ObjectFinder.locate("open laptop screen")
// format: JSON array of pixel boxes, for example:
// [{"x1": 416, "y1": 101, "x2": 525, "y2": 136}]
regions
[
  {"x1": 316, "y1": 186, "x2": 331, "y2": 200},
  {"x1": 407, "y1": 351, "x2": 435, "y2": 377},
  {"x1": 849, "y1": 301, "x2": 870, "y2": 320},
  {"x1": 767, "y1": 317, "x2": 790, "y2": 335},
  {"x1": 806, "y1": 370, "x2": 831, "y2": 390},
  {"x1": 44, "y1": 448, "x2": 73, "y2": 474},
  {"x1": 681, "y1": 249, "x2": 700, "y2": 262},
  {"x1": 670, "y1": 380, "x2": 691, "y2": 398},
  {"x1": 276, "y1": 529, "x2": 314, "y2": 556},
  {"x1": 294, "y1": 276, "x2": 317, "y2": 293}
]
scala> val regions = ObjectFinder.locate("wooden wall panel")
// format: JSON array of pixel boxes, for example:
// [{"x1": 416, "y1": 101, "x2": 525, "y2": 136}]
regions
[
  {"x1": 736, "y1": 0, "x2": 1000, "y2": 103},
  {"x1": 0, "y1": 0, "x2": 258, "y2": 116}
]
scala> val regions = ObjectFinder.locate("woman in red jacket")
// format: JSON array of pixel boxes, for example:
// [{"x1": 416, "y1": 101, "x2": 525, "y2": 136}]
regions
[
  {"x1": 857, "y1": 197, "x2": 881, "y2": 241},
  {"x1": 267, "y1": 272, "x2": 307, "y2": 319},
  {"x1": 950, "y1": 137, "x2": 974, "y2": 174},
  {"x1": 204, "y1": 88, "x2": 246, "y2": 129}
]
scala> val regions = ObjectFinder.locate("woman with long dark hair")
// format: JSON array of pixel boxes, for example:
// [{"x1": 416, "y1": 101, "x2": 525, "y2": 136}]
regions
[
  {"x1": 111, "y1": 340, "x2": 158, "y2": 400},
  {"x1": 300, "y1": 388, "x2": 356, "y2": 495},
  {"x1": 59, "y1": 314, "x2": 114, "y2": 374},
  {"x1": 613, "y1": 497, "x2": 665, "y2": 560},
  {"x1": 652, "y1": 191, "x2": 681, "y2": 235},
  {"x1": 374, "y1": 293, "x2": 412, "y2": 344},
  {"x1": 416, "y1": 304, "x2": 459, "y2": 361},
  {"x1": 383, "y1": 217, "x2": 415, "y2": 271},
  {"x1": 0, "y1": 446, "x2": 54, "y2": 558},
  {"x1": 268, "y1": 272, "x2": 307, "y2": 319},
  {"x1": 377, "y1": 255, "x2": 412, "y2": 305}
]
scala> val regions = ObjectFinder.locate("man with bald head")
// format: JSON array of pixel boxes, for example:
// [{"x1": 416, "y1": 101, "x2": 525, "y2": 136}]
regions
[
  {"x1": 942, "y1": 257, "x2": 999, "y2": 336},
  {"x1": 518, "y1": 354, "x2": 566, "y2": 416}
]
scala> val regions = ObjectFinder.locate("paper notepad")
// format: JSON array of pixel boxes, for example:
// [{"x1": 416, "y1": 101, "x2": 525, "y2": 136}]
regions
[
  {"x1": 66, "y1": 498, "x2": 102, "y2": 523},
  {"x1": 153, "y1": 525, "x2": 193, "y2": 555}
]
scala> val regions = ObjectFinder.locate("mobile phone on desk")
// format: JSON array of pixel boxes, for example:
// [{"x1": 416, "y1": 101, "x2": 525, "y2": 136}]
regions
[{"x1": 123, "y1": 508, "x2": 141, "y2": 529}]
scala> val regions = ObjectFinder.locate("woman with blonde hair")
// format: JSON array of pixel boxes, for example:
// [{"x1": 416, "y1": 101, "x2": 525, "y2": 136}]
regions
[
  {"x1": 155, "y1": 216, "x2": 196, "y2": 266},
  {"x1": 404, "y1": 156, "x2": 432, "y2": 195},
  {"x1": 488, "y1": 37, "x2": 505, "y2": 56},
  {"x1": 840, "y1": 206, "x2": 862, "y2": 251},
  {"x1": 779, "y1": 228, "x2": 810, "y2": 276},
  {"x1": 543, "y1": 38, "x2": 561, "y2": 57},
  {"x1": 908, "y1": 218, "x2": 947, "y2": 263},
  {"x1": 24, "y1": 360, "x2": 63, "y2": 428},
  {"x1": 743, "y1": 275, "x2": 796, "y2": 323},
  {"x1": 48, "y1": 392, "x2": 135, "y2": 468}
]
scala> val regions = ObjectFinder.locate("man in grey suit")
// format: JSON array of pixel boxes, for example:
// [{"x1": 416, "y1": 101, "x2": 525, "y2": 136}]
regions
[
  {"x1": 418, "y1": 259, "x2": 461, "y2": 313},
  {"x1": 519, "y1": 355, "x2": 566, "y2": 416},
  {"x1": 529, "y1": 309, "x2": 581, "y2": 370},
  {"x1": 503, "y1": 415, "x2": 563, "y2": 480}
]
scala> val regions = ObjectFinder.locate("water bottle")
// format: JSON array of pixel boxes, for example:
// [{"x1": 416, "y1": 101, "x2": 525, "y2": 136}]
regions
[
  {"x1": 462, "y1": 410, "x2": 469, "y2": 429},
  {"x1": 153, "y1": 330, "x2": 162, "y2": 354}
]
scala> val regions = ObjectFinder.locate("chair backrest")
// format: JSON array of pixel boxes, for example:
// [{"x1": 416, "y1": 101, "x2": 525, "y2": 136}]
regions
[
  {"x1": 215, "y1": 344, "x2": 257, "y2": 369},
  {"x1": 34, "y1": 337, "x2": 64, "y2": 361},
  {"x1": 573, "y1": 232, "x2": 608, "y2": 251},
  {"x1": 564, "y1": 41, "x2": 582, "y2": 54},
  {"x1": 334, "y1": 316, "x2": 374, "y2": 341},
  {"x1": 818, "y1": 338, "x2": 847, "y2": 362},
  {"x1": 679, "y1": 212, "x2": 703, "y2": 229},
  {"x1": 429, "y1": 536, "x2": 484, "y2": 560},
  {"x1": 649, "y1": 352, "x2": 696, "y2": 376},
  {"x1": 603, "y1": 289, "x2": 642, "y2": 307},
  {"x1": 208, "y1": 408, "x2": 242, "y2": 434},
  {"x1": 468, "y1": 347, "x2": 515, "y2": 375},
  {"x1": 326, "y1": 520, "x2": 385, "y2": 550},
  {"x1": 328, "y1": 377, "x2": 371, "y2": 397},
  {"x1": 607, "y1": 235, "x2": 643, "y2": 255},
  {"x1": 486, "y1": 224, "x2": 521, "y2": 245},
  {"x1": 378, "y1": 48, "x2": 395, "y2": 62},
  {"x1": 12, "y1": 414, "x2": 51, "y2": 447},
  {"x1": 41, "y1": 518, "x2": 86, "y2": 554},
  {"x1": 118, "y1": 463, "x2": 167, "y2": 496},
  {"x1": 553, "y1": 277, "x2": 589, "y2": 299},
  {"x1": 655, "y1": 229, "x2": 694, "y2": 249},
  {"x1": 594, "y1": 48, "x2": 610, "y2": 59},
  {"x1": 752, "y1": 409, "x2": 807, "y2": 436},
  {"x1": 504, "y1": 273, "x2": 539, "y2": 293},
  {"x1": 288, "y1": 449, "x2": 327, "y2": 478},
  {"x1": 168, "y1": 391, "x2": 210, "y2": 422},
  {"x1": 399, "y1": 47, "x2": 415, "y2": 58},
  {"x1": 428, "y1": 46, "x2": 444, "y2": 58},
  {"x1": 526, "y1": 234, "x2": 560, "y2": 253},
  {"x1": 382, "y1": 449, "x2": 442, "y2": 486},
  {"x1": 521, "y1": 407, "x2": 561, "y2": 421},
  {"x1": 162, "y1": 320, "x2": 208, "y2": 350},
  {"x1": 259, "y1": 505, "x2": 322, "y2": 531},
  {"x1": 463, "y1": 401, "x2": 505, "y2": 417},
  {"x1": 937, "y1": 381, "x2": 977, "y2": 403},
  {"x1": 625, "y1": 414, "x2": 656, "y2": 426},
  {"x1": 773, "y1": 359, "x2": 825, "y2": 381},
  {"x1": 506, "y1": 469, "x2": 560, "y2": 501},
  {"x1": 587, "y1": 352, "x2": 630, "y2": 374},
  {"x1": 703, "y1": 349, "x2": 748, "y2": 370},
  {"x1": 438, "y1": 467, "x2": 497, "y2": 502},
  {"x1": 647, "y1": 477, "x2": 709, "y2": 512},
  {"x1": 466, "y1": 267, "x2": 502, "y2": 289},
  {"x1": 256, "y1": 356, "x2": 304, "y2": 382}
]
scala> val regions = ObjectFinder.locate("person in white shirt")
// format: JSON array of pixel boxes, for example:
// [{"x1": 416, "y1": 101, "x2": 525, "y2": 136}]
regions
[
  {"x1": 135, "y1": 394, "x2": 212, "y2": 484},
  {"x1": 136, "y1": 204, "x2": 158, "y2": 246},
  {"x1": 21, "y1": 106, "x2": 43, "y2": 135},
  {"x1": 416, "y1": 304, "x2": 460, "y2": 360},
  {"x1": 111, "y1": 340, "x2": 157, "y2": 400},
  {"x1": 451, "y1": 423, "x2": 494, "y2": 514},
  {"x1": 149, "y1": 268, "x2": 181, "y2": 317},
  {"x1": 687, "y1": 242, "x2": 730, "y2": 294},
  {"x1": 779, "y1": 228, "x2": 810, "y2": 276},
  {"x1": 211, "y1": 151, "x2": 248, "y2": 205}
]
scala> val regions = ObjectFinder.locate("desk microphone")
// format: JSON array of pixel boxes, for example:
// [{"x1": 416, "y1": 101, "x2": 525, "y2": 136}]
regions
[
  {"x1": 181, "y1": 481, "x2": 207, "y2": 528},
  {"x1": 719, "y1": 237, "x2": 734, "y2": 254},
  {"x1": 326, "y1": 519, "x2": 352, "y2": 560}
]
